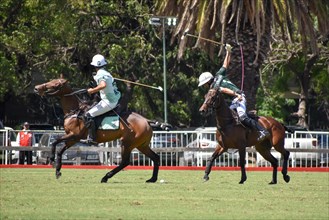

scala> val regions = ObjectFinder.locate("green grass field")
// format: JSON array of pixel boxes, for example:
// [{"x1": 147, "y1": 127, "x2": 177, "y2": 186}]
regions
[{"x1": 0, "y1": 168, "x2": 328, "y2": 220}]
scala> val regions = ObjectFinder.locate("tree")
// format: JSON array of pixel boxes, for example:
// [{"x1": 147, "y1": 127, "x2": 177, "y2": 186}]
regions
[
  {"x1": 259, "y1": 34, "x2": 329, "y2": 128},
  {"x1": 155, "y1": 0, "x2": 329, "y2": 127},
  {"x1": 0, "y1": 0, "x2": 211, "y2": 127}
]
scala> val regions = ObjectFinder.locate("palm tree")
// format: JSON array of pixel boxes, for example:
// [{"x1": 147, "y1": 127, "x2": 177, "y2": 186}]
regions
[{"x1": 154, "y1": 0, "x2": 329, "y2": 126}]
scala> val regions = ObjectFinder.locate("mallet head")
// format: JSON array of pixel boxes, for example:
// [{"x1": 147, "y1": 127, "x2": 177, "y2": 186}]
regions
[{"x1": 181, "y1": 28, "x2": 190, "y2": 40}]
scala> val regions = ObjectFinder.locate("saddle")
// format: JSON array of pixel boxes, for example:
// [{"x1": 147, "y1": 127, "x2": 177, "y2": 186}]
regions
[
  {"x1": 65, "y1": 103, "x2": 128, "y2": 130},
  {"x1": 230, "y1": 109, "x2": 260, "y2": 126},
  {"x1": 93, "y1": 105, "x2": 122, "y2": 130},
  {"x1": 247, "y1": 110, "x2": 260, "y2": 120},
  {"x1": 92, "y1": 104, "x2": 133, "y2": 130}
]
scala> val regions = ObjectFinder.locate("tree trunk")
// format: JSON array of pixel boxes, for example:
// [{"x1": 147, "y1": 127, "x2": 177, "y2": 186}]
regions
[
  {"x1": 224, "y1": 14, "x2": 272, "y2": 111},
  {"x1": 290, "y1": 54, "x2": 318, "y2": 128}
]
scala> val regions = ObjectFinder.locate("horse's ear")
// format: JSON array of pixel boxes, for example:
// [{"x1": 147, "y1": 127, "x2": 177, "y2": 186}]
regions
[{"x1": 60, "y1": 73, "x2": 65, "y2": 79}]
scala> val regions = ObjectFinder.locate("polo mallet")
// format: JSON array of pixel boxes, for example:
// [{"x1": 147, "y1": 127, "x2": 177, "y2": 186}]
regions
[
  {"x1": 114, "y1": 77, "x2": 163, "y2": 92},
  {"x1": 181, "y1": 28, "x2": 224, "y2": 46}
]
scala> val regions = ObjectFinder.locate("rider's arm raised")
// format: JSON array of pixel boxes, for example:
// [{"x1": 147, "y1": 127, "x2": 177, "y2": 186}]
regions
[{"x1": 222, "y1": 44, "x2": 232, "y2": 68}]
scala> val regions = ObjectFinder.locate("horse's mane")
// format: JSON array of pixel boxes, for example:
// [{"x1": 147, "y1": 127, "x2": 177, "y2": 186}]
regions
[
  {"x1": 215, "y1": 91, "x2": 240, "y2": 125},
  {"x1": 64, "y1": 105, "x2": 88, "y2": 119}
]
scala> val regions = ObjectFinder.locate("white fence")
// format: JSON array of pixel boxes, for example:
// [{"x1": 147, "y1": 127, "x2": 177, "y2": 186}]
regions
[{"x1": 1, "y1": 128, "x2": 328, "y2": 168}]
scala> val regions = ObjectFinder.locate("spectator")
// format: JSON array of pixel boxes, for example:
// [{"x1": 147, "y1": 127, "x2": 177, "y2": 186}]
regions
[{"x1": 16, "y1": 122, "x2": 34, "y2": 165}]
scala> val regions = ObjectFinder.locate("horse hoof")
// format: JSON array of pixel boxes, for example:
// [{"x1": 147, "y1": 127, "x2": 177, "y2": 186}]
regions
[
  {"x1": 203, "y1": 176, "x2": 209, "y2": 182},
  {"x1": 269, "y1": 181, "x2": 277, "y2": 185},
  {"x1": 146, "y1": 178, "x2": 157, "y2": 183},
  {"x1": 239, "y1": 177, "x2": 247, "y2": 184},
  {"x1": 56, "y1": 172, "x2": 62, "y2": 179},
  {"x1": 284, "y1": 175, "x2": 290, "y2": 183},
  {"x1": 101, "y1": 177, "x2": 108, "y2": 183}
]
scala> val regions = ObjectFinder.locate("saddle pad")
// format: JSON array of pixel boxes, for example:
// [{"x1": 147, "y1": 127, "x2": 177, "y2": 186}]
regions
[{"x1": 98, "y1": 116, "x2": 120, "y2": 130}]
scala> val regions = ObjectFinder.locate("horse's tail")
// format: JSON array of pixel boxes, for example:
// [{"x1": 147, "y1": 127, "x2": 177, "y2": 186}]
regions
[{"x1": 282, "y1": 124, "x2": 293, "y2": 133}]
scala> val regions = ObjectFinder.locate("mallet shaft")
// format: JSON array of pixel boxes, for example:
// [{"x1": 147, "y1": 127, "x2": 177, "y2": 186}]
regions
[
  {"x1": 114, "y1": 77, "x2": 163, "y2": 91},
  {"x1": 185, "y1": 33, "x2": 223, "y2": 46}
]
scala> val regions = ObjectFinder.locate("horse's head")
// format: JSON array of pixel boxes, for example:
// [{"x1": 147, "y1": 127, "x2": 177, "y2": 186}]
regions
[
  {"x1": 199, "y1": 89, "x2": 220, "y2": 116},
  {"x1": 34, "y1": 78, "x2": 70, "y2": 97}
]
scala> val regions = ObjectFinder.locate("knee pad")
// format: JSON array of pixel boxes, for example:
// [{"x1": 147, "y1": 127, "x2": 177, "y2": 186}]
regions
[
  {"x1": 85, "y1": 113, "x2": 93, "y2": 120},
  {"x1": 239, "y1": 114, "x2": 248, "y2": 121}
]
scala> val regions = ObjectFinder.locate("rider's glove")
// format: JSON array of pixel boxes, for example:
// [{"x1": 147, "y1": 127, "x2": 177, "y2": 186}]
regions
[{"x1": 225, "y1": 44, "x2": 232, "y2": 52}]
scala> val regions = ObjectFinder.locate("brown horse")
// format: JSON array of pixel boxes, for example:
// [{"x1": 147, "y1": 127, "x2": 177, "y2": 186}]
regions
[
  {"x1": 199, "y1": 89, "x2": 290, "y2": 184},
  {"x1": 34, "y1": 78, "x2": 160, "y2": 183}
]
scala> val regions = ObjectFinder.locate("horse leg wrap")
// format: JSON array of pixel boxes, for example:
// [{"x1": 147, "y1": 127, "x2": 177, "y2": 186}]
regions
[
  {"x1": 203, "y1": 159, "x2": 213, "y2": 181},
  {"x1": 269, "y1": 167, "x2": 278, "y2": 184},
  {"x1": 101, "y1": 172, "x2": 113, "y2": 183}
]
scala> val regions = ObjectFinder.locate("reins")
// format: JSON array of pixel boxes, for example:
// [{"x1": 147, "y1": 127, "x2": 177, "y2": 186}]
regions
[
  {"x1": 205, "y1": 90, "x2": 237, "y2": 125},
  {"x1": 64, "y1": 89, "x2": 88, "y2": 103}
]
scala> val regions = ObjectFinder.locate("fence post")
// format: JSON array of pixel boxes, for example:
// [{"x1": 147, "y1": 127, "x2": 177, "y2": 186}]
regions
[{"x1": 179, "y1": 157, "x2": 185, "y2": 166}]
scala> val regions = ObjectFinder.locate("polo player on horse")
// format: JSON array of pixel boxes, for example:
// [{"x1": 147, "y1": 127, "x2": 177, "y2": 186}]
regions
[
  {"x1": 198, "y1": 44, "x2": 270, "y2": 142},
  {"x1": 81, "y1": 54, "x2": 121, "y2": 145}
]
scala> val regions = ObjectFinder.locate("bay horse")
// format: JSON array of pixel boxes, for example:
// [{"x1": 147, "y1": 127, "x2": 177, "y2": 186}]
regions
[
  {"x1": 34, "y1": 78, "x2": 160, "y2": 183},
  {"x1": 199, "y1": 89, "x2": 290, "y2": 184}
]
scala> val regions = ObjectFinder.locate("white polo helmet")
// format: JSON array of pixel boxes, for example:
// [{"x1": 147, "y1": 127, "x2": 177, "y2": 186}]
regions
[
  {"x1": 198, "y1": 72, "x2": 214, "y2": 87},
  {"x1": 90, "y1": 54, "x2": 107, "y2": 67}
]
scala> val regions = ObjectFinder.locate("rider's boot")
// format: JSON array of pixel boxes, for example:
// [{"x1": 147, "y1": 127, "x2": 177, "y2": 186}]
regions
[
  {"x1": 241, "y1": 117, "x2": 270, "y2": 142},
  {"x1": 81, "y1": 113, "x2": 98, "y2": 145}
]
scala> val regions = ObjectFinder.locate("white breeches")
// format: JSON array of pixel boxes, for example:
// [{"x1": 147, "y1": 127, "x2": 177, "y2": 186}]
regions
[
  {"x1": 87, "y1": 99, "x2": 118, "y2": 117},
  {"x1": 229, "y1": 95, "x2": 247, "y2": 118}
]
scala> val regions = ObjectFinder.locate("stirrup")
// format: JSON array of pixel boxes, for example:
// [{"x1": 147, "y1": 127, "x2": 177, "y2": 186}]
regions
[
  {"x1": 257, "y1": 130, "x2": 269, "y2": 142},
  {"x1": 80, "y1": 138, "x2": 98, "y2": 145}
]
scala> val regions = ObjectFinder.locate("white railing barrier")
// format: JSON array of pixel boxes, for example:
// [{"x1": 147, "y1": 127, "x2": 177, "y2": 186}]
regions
[{"x1": 1, "y1": 129, "x2": 328, "y2": 167}]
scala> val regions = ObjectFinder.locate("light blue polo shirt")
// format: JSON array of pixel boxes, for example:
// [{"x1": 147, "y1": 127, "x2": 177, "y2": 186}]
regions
[{"x1": 93, "y1": 68, "x2": 121, "y2": 103}]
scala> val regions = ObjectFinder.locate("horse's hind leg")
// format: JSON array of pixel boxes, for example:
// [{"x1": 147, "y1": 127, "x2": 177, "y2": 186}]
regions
[
  {"x1": 282, "y1": 150, "x2": 290, "y2": 182},
  {"x1": 275, "y1": 147, "x2": 290, "y2": 183},
  {"x1": 138, "y1": 145, "x2": 160, "y2": 183},
  {"x1": 256, "y1": 142, "x2": 278, "y2": 184},
  {"x1": 101, "y1": 147, "x2": 131, "y2": 183}
]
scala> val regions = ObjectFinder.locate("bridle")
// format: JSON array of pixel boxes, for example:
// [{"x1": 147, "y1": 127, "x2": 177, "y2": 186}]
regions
[
  {"x1": 201, "y1": 89, "x2": 219, "y2": 116},
  {"x1": 41, "y1": 79, "x2": 67, "y2": 96},
  {"x1": 204, "y1": 89, "x2": 219, "y2": 107}
]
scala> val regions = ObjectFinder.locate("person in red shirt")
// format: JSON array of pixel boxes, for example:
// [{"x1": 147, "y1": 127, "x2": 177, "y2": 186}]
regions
[{"x1": 17, "y1": 122, "x2": 33, "y2": 165}]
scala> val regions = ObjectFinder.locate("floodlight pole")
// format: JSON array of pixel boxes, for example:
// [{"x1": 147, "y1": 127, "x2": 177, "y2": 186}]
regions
[
  {"x1": 149, "y1": 16, "x2": 177, "y2": 123},
  {"x1": 162, "y1": 20, "x2": 168, "y2": 123}
]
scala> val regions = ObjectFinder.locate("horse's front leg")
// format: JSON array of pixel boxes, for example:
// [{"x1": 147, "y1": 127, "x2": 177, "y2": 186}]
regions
[
  {"x1": 238, "y1": 148, "x2": 247, "y2": 184},
  {"x1": 49, "y1": 139, "x2": 61, "y2": 166},
  {"x1": 55, "y1": 145, "x2": 70, "y2": 179},
  {"x1": 49, "y1": 133, "x2": 78, "y2": 166},
  {"x1": 204, "y1": 145, "x2": 225, "y2": 182}
]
